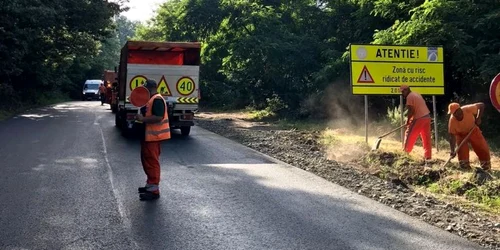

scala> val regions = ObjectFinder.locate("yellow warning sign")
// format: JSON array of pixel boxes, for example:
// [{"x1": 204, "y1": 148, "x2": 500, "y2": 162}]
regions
[
  {"x1": 357, "y1": 66, "x2": 374, "y2": 83},
  {"x1": 176, "y1": 77, "x2": 195, "y2": 96},
  {"x1": 157, "y1": 76, "x2": 172, "y2": 96},
  {"x1": 350, "y1": 44, "x2": 444, "y2": 95},
  {"x1": 129, "y1": 75, "x2": 148, "y2": 91}
]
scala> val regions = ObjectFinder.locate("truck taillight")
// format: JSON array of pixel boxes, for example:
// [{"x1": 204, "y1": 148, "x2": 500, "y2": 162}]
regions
[
  {"x1": 126, "y1": 114, "x2": 136, "y2": 120},
  {"x1": 182, "y1": 114, "x2": 193, "y2": 120}
]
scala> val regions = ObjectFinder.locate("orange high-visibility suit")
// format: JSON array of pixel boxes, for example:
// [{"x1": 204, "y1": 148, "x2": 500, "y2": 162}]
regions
[
  {"x1": 138, "y1": 93, "x2": 171, "y2": 200},
  {"x1": 401, "y1": 86, "x2": 432, "y2": 160},
  {"x1": 448, "y1": 103, "x2": 490, "y2": 170},
  {"x1": 99, "y1": 84, "x2": 107, "y2": 105}
]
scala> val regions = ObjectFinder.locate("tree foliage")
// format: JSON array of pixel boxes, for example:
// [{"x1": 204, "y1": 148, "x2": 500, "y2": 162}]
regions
[
  {"x1": 3, "y1": 0, "x2": 500, "y2": 137},
  {"x1": 135, "y1": 0, "x2": 500, "y2": 128},
  {"x1": 0, "y1": 0, "x2": 137, "y2": 108}
]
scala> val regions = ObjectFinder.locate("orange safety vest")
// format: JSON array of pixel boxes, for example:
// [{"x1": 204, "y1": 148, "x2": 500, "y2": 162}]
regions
[
  {"x1": 99, "y1": 85, "x2": 107, "y2": 93},
  {"x1": 145, "y1": 94, "x2": 171, "y2": 142}
]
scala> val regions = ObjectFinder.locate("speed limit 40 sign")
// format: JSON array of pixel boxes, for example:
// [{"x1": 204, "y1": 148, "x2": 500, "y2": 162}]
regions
[{"x1": 176, "y1": 77, "x2": 196, "y2": 96}]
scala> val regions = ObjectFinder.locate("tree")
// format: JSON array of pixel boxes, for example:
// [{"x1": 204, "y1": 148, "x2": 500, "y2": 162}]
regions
[{"x1": 0, "y1": 0, "x2": 123, "y2": 106}]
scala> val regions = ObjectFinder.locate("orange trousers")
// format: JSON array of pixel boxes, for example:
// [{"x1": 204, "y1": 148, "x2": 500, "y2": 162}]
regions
[
  {"x1": 404, "y1": 117, "x2": 432, "y2": 159},
  {"x1": 455, "y1": 127, "x2": 490, "y2": 169},
  {"x1": 141, "y1": 141, "x2": 161, "y2": 194}
]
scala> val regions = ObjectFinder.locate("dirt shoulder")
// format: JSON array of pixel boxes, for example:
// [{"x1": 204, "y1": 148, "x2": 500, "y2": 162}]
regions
[{"x1": 196, "y1": 111, "x2": 500, "y2": 250}]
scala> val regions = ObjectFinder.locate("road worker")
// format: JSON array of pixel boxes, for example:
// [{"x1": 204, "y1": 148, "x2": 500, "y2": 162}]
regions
[
  {"x1": 400, "y1": 85, "x2": 432, "y2": 160},
  {"x1": 135, "y1": 79, "x2": 171, "y2": 201},
  {"x1": 98, "y1": 83, "x2": 107, "y2": 106},
  {"x1": 447, "y1": 102, "x2": 491, "y2": 171}
]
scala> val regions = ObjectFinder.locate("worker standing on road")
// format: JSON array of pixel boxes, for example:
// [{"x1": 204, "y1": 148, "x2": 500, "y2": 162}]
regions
[
  {"x1": 400, "y1": 85, "x2": 432, "y2": 160},
  {"x1": 99, "y1": 83, "x2": 107, "y2": 106},
  {"x1": 135, "y1": 79, "x2": 171, "y2": 201},
  {"x1": 447, "y1": 102, "x2": 491, "y2": 171}
]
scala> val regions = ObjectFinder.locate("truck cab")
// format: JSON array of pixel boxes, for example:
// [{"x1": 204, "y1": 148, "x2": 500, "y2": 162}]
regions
[{"x1": 115, "y1": 41, "x2": 201, "y2": 136}]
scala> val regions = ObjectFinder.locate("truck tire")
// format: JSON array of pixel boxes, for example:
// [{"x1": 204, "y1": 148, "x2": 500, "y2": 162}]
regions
[
  {"x1": 115, "y1": 112, "x2": 121, "y2": 128},
  {"x1": 180, "y1": 126, "x2": 191, "y2": 136}
]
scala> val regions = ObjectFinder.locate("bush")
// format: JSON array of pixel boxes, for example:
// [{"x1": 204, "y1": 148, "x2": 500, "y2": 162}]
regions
[{"x1": 386, "y1": 106, "x2": 407, "y2": 126}]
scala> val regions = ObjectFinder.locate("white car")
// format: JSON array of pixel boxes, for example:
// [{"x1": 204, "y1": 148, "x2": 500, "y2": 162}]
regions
[{"x1": 82, "y1": 80, "x2": 103, "y2": 101}]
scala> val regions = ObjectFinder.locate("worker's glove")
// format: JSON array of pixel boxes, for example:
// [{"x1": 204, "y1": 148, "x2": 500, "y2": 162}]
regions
[{"x1": 449, "y1": 151, "x2": 457, "y2": 158}]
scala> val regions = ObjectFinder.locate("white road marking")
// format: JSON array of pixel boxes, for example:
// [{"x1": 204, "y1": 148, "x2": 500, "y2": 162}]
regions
[{"x1": 96, "y1": 113, "x2": 139, "y2": 249}]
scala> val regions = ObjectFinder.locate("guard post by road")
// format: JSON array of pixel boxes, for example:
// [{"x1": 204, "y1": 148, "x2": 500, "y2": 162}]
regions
[{"x1": 349, "y1": 44, "x2": 445, "y2": 151}]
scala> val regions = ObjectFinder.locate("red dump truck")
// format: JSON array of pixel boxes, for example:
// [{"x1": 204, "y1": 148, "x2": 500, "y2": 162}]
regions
[
  {"x1": 115, "y1": 41, "x2": 201, "y2": 136},
  {"x1": 102, "y1": 70, "x2": 118, "y2": 113}
]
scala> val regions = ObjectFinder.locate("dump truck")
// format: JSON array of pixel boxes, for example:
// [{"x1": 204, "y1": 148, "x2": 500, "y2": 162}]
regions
[
  {"x1": 115, "y1": 41, "x2": 201, "y2": 136},
  {"x1": 102, "y1": 70, "x2": 118, "y2": 113}
]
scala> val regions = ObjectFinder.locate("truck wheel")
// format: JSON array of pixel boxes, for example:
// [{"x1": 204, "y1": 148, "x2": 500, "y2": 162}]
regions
[
  {"x1": 180, "y1": 126, "x2": 191, "y2": 136},
  {"x1": 121, "y1": 127, "x2": 132, "y2": 138},
  {"x1": 115, "y1": 112, "x2": 121, "y2": 128}
]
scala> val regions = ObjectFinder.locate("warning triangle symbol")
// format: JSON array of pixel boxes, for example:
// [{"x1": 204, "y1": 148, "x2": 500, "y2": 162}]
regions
[
  {"x1": 357, "y1": 66, "x2": 375, "y2": 83},
  {"x1": 157, "y1": 76, "x2": 172, "y2": 96}
]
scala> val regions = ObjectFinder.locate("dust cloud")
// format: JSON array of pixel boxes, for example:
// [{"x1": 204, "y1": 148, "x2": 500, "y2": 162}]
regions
[
  {"x1": 326, "y1": 140, "x2": 368, "y2": 162},
  {"x1": 306, "y1": 81, "x2": 370, "y2": 162}
]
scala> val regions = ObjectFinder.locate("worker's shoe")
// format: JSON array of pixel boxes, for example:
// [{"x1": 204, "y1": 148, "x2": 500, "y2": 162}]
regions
[
  {"x1": 138, "y1": 184, "x2": 157, "y2": 193},
  {"x1": 459, "y1": 160, "x2": 471, "y2": 170},
  {"x1": 480, "y1": 161, "x2": 491, "y2": 171},
  {"x1": 139, "y1": 191, "x2": 160, "y2": 201}
]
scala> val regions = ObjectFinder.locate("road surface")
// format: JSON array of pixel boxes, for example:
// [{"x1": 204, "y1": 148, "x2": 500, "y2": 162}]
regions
[{"x1": 0, "y1": 101, "x2": 483, "y2": 250}]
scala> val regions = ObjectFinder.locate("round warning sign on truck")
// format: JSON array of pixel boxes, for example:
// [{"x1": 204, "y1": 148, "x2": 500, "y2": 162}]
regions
[
  {"x1": 129, "y1": 75, "x2": 148, "y2": 91},
  {"x1": 176, "y1": 77, "x2": 195, "y2": 96},
  {"x1": 490, "y1": 73, "x2": 500, "y2": 113}
]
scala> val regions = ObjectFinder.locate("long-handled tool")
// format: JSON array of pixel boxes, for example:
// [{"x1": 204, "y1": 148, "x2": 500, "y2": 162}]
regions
[
  {"x1": 441, "y1": 125, "x2": 476, "y2": 168},
  {"x1": 372, "y1": 124, "x2": 407, "y2": 150}
]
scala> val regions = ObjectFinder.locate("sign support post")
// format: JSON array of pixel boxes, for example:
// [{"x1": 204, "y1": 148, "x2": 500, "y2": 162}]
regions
[
  {"x1": 365, "y1": 95, "x2": 368, "y2": 143},
  {"x1": 400, "y1": 96, "x2": 404, "y2": 147},
  {"x1": 432, "y1": 96, "x2": 439, "y2": 151}
]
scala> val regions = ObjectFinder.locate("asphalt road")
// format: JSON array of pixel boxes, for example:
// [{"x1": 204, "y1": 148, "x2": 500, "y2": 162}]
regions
[{"x1": 0, "y1": 101, "x2": 484, "y2": 250}]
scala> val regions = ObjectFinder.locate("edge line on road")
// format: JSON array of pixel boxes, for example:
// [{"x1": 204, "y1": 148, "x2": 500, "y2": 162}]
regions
[{"x1": 97, "y1": 115, "x2": 139, "y2": 249}]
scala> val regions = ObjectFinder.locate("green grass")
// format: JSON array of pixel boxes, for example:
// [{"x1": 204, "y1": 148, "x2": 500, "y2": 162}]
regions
[
  {"x1": 425, "y1": 174, "x2": 500, "y2": 213},
  {"x1": 249, "y1": 109, "x2": 275, "y2": 121},
  {"x1": 276, "y1": 119, "x2": 328, "y2": 131}
]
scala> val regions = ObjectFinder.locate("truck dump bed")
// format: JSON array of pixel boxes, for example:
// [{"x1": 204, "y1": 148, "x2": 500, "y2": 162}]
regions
[
  {"x1": 118, "y1": 41, "x2": 201, "y2": 107},
  {"x1": 116, "y1": 41, "x2": 202, "y2": 135}
]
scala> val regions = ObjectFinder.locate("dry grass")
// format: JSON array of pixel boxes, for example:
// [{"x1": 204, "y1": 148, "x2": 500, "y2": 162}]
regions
[{"x1": 320, "y1": 125, "x2": 500, "y2": 171}]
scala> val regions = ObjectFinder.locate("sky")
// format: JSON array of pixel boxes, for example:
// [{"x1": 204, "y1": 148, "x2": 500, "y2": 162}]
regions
[{"x1": 118, "y1": 0, "x2": 166, "y2": 22}]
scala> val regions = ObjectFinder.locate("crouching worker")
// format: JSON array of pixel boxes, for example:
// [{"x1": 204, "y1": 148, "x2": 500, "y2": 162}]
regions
[
  {"x1": 447, "y1": 102, "x2": 491, "y2": 171},
  {"x1": 135, "y1": 79, "x2": 171, "y2": 201}
]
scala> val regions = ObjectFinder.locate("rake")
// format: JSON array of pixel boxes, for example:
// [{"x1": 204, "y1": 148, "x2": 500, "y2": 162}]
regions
[{"x1": 371, "y1": 124, "x2": 407, "y2": 150}]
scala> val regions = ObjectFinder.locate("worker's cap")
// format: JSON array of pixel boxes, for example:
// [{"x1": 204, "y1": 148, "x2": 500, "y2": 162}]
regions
[
  {"x1": 448, "y1": 102, "x2": 460, "y2": 114},
  {"x1": 144, "y1": 79, "x2": 157, "y2": 88},
  {"x1": 399, "y1": 85, "x2": 409, "y2": 92}
]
